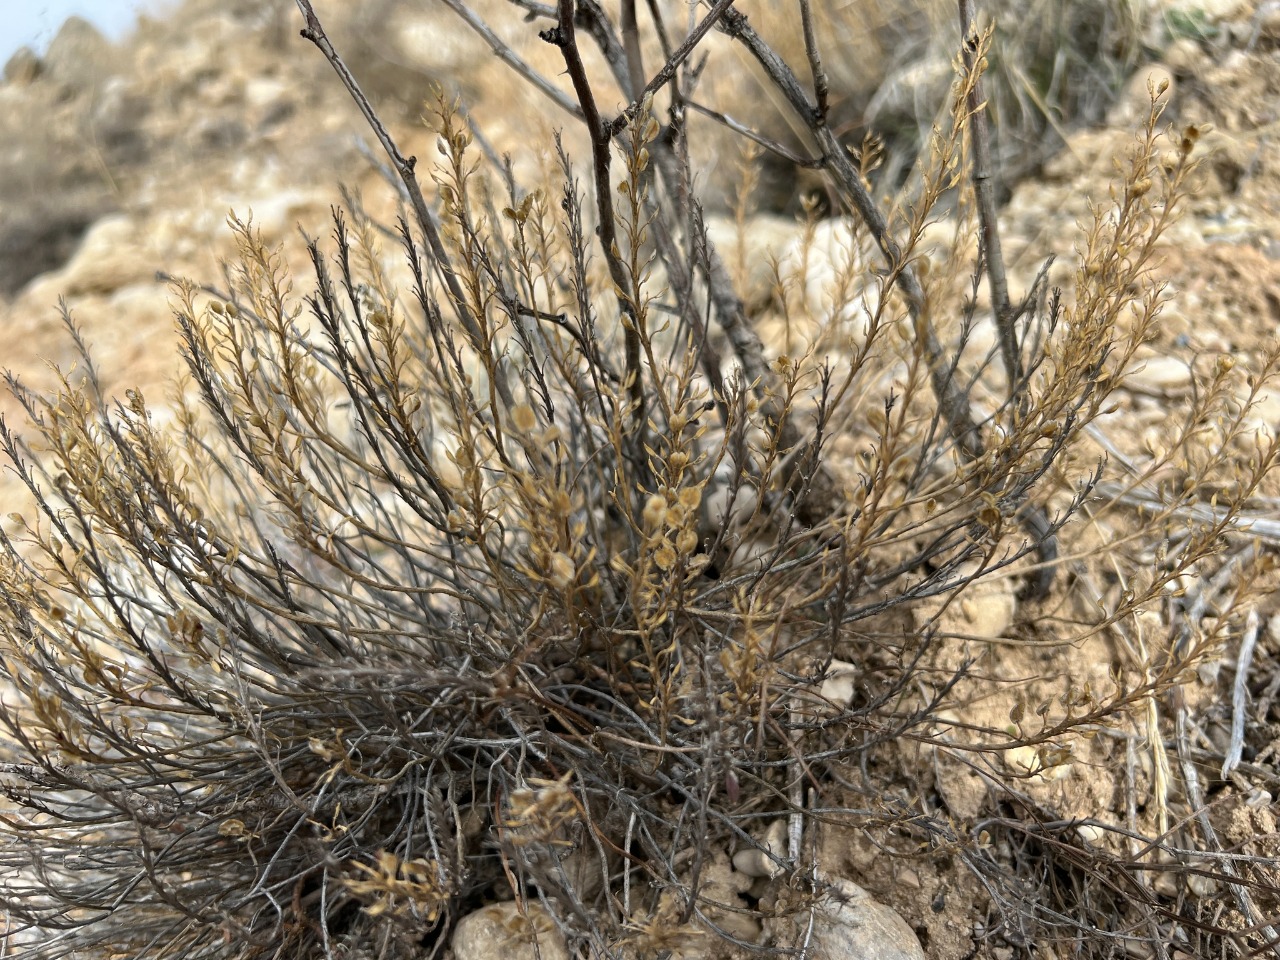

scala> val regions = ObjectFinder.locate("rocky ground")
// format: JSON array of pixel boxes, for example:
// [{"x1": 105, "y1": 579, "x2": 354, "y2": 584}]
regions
[{"x1": 5, "y1": 0, "x2": 1280, "y2": 957}]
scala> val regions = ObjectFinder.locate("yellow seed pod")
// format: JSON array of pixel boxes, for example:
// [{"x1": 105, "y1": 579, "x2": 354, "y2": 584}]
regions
[
  {"x1": 548, "y1": 552, "x2": 575, "y2": 590},
  {"x1": 511, "y1": 404, "x2": 537, "y2": 433},
  {"x1": 642, "y1": 494, "x2": 668, "y2": 530},
  {"x1": 676, "y1": 528, "x2": 698, "y2": 554}
]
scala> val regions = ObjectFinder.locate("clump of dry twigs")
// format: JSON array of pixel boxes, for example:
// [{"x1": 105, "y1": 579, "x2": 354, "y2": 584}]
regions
[{"x1": 1, "y1": 2, "x2": 1277, "y2": 959}]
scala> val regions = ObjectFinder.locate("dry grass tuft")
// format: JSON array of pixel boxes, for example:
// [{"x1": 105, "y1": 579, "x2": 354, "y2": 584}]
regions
[{"x1": 0, "y1": 2, "x2": 1275, "y2": 958}]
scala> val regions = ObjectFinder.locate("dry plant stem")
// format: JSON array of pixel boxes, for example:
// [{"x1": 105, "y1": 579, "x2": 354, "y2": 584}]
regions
[
  {"x1": 438, "y1": 0, "x2": 585, "y2": 120},
  {"x1": 797, "y1": 0, "x2": 830, "y2": 121},
  {"x1": 717, "y1": 7, "x2": 982, "y2": 463},
  {"x1": 293, "y1": 0, "x2": 512, "y2": 407},
  {"x1": 958, "y1": 0, "x2": 1023, "y2": 396},
  {"x1": 544, "y1": 1, "x2": 644, "y2": 423},
  {"x1": 1222, "y1": 608, "x2": 1260, "y2": 779},
  {"x1": 683, "y1": 98, "x2": 817, "y2": 167},
  {"x1": 1175, "y1": 706, "x2": 1280, "y2": 958},
  {"x1": 604, "y1": 0, "x2": 740, "y2": 137},
  {"x1": 620, "y1": 0, "x2": 646, "y2": 100}
]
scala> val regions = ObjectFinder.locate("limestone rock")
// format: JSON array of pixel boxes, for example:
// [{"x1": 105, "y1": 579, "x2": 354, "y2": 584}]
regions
[
  {"x1": 1125, "y1": 355, "x2": 1194, "y2": 396},
  {"x1": 451, "y1": 901, "x2": 569, "y2": 960},
  {"x1": 53, "y1": 215, "x2": 153, "y2": 297},
  {"x1": 43, "y1": 17, "x2": 112, "y2": 94},
  {"x1": 913, "y1": 564, "x2": 1018, "y2": 642},
  {"x1": 732, "y1": 819, "x2": 789, "y2": 879},
  {"x1": 693, "y1": 849, "x2": 762, "y2": 944},
  {"x1": 3, "y1": 46, "x2": 42, "y2": 86},
  {"x1": 770, "y1": 878, "x2": 925, "y2": 960}
]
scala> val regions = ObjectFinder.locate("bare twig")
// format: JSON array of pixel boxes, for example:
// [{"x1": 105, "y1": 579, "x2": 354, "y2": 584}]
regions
[
  {"x1": 958, "y1": 0, "x2": 1023, "y2": 397},
  {"x1": 1223, "y1": 608, "x2": 1260, "y2": 779},
  {"x1": 797, "y1": 0, "x2": 830, "y2": 123},
  {"x1": 683, "y1": 98, "x2": 818, "y2": 168},
  {"x1": 543, "y1": 1, "x2": 644, "y2": 424},
  {"x1": 439, "y1": 0, "x2": 586, "y2": 120},
  {"x1": 604, "y1": 0, "x2": 739, "y2": 137},
  {"x1": 293, "y1": 0, "x2": 515, "y2": 408}
]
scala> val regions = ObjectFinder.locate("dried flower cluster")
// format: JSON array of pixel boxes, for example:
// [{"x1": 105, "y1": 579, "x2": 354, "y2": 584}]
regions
[{"x1": 1, "y1": 2, "x2": 1276, "y2": 959}]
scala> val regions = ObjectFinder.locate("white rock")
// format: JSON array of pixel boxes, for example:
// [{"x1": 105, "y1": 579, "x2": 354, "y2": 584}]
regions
[
  {"x1": 703, "y1": 213, "x2": 802, "y2": 305},
  {"x1": 451, "y1": 901, "x2": 569, "y2": 960},
  {"x1": 1126, "y1": 355, "x2": 1194, "y2": 396},
  {"x1": 1075, "y1": 823, "x2": 1107, "y2": 844},
  {"x1": 732, "y1": 819, "x2": 789, "y2": 878},
  {"x1": 781, "y1": 877, "x2": 925, "y2": 960},
  {"x1": 819, "y1": 659, "x2": 858, "y2": 709},
  {"x1": 774, "y1": 217, "x2": 881, "y2": 348},
  {"x1": 956, "y1": 578, "x2": 1018, "y2": 640},
  {"x1": 1187, "y1": 873, "x2": 1219, "y2": 899},
  {"x1": 703, "y1": 466, "x2": 759, "y2": 530},
  {"x1": 1239, "y1": 387, "x2": 1280, "y2": 437}
]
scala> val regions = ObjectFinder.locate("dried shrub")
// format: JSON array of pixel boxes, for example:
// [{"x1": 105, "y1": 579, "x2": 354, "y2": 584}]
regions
[{"x1": 0, "y1": 2, "x2": 1274, "y2": 959}]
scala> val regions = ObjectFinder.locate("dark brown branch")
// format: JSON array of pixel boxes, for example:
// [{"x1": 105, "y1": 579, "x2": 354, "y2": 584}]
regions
[
  {"x1": 293, "y1": 0, "x2": 515, "y2": 408},
  {"x1": 798, "y1": 0, "x2": 830, "y2": 123},
  {"x1": 440, "y1": 0, "x2": 585, "y2": 120},
  {"x1": 544, "y1": 0, "x2": 644, "y2": 424},
  {"x1": 958, "y1": 0, "x2": 1022, "y2": 398},
  {"x1": 717, "y1": 6, "x2": 983, "y2": 463},
  {"x1": 605, "y1": 0, "x2": 739, "y2": 138}
]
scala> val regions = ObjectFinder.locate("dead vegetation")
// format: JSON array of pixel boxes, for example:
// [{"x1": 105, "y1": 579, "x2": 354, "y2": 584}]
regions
[{"x1": 1, "y1": 2, "x2": 1279, "y2": 959}]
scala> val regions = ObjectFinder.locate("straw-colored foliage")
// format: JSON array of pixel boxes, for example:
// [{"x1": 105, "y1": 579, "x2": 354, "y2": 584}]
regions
[{"x1": 0, "y1": 2, "x2": 1274, "y2": 958}]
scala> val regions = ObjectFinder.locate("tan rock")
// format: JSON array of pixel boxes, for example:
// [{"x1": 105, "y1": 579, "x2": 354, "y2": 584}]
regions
[
  {"x1": 1125, "y1": 354, "x2": 1194, "y2": 396},
  {"x1": 769, "y1": 877, "x2": 926, "y2": 960},
  {"x1": 3, "y1": 47, "x2": 42, "y2": 87},
  {"x1": 43, "y1": 17, "x2": 111, "y2": 93},
  {"x1": 914, "y1": 564, "x2": 1018, "y2": 642},
  {"x1": 452, "y1": 901, "x2": 569, "y2": 960},
  {"x1": 731, "y1": 819, "x2": 789, "y2": 879},
  {"x1": 56, "y1": 215, "x2": 153, "y2": 297}
]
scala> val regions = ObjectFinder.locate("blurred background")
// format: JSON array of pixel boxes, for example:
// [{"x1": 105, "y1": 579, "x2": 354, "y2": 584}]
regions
[
  {"x1": 0, "y1": 0, "x2": 1267, "y2": 415},
  {"x1": 0, "y1": 0, "x2": 176, "y2": 62}
]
